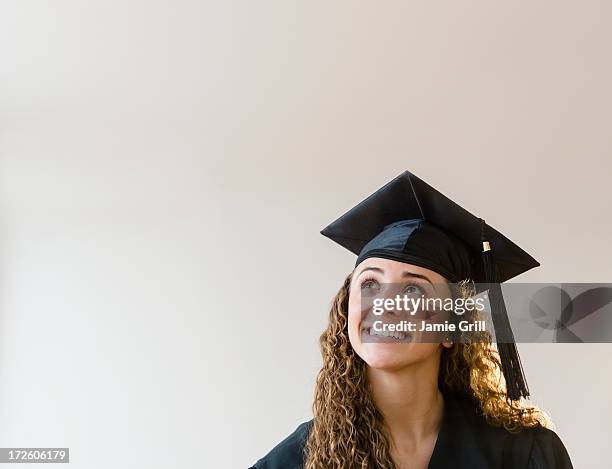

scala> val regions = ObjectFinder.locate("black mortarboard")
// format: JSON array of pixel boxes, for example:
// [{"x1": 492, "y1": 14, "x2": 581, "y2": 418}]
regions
[{"x1": 321, "y1": 171, "x2": 539, "y2": 401}]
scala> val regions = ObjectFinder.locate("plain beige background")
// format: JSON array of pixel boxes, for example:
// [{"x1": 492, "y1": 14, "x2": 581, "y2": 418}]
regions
[{"x1": 1, "y1": 1, "x2": 611, "y2": 468}]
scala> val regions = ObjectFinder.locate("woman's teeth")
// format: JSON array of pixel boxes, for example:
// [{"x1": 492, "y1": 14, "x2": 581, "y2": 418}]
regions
[{"x1": 367, "y1": 327, "x2": 407, "y2": 340}]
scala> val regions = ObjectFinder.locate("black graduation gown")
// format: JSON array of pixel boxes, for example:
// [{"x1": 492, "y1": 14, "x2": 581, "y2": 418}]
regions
[{"x1": 249, "y1": 394, "x2": 573, "y2": 469}]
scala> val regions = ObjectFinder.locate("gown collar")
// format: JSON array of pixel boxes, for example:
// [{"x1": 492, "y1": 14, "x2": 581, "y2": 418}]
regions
[{"x1": 427, "y1": 393, "x2": 533, "y2": 469}]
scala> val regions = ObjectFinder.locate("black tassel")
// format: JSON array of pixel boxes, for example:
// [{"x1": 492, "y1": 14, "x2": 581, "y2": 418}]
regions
[{"x1": 480, "y1": 219, "x2": 530, "y2": 401}]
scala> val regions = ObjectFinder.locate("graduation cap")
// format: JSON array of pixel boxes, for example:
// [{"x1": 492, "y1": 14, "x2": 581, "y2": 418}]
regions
[{"x1": 321, "y1": 171, "x2": 539, "y2": 401}]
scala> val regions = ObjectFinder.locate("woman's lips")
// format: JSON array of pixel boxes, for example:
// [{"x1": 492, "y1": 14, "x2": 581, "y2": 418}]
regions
[{"x1": 361, "y1": 325, "x2": 412, "y2": 342}]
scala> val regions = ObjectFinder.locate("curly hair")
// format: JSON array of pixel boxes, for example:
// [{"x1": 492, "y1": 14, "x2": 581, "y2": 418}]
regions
[{"x1": 304, "y1": 273, "x2": 550, "y2": 469}]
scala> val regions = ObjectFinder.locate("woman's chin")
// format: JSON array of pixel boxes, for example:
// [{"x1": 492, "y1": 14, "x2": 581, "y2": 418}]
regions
[
  {"x1": 358, "y1": 342, "x2": 416, "y2": 371},
  {"x1": 357, "y1": 341, "x2": 443, "y2": 372}
]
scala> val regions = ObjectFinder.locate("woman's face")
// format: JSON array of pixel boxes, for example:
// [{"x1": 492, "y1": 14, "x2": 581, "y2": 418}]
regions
[{"x1": 348, "y1": 257, "x2": 453, "y2": 372}]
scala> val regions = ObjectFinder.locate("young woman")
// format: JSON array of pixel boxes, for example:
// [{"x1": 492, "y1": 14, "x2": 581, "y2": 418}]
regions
[{"x1": 250, "y1": 172, "x2": 573, "y2": 469}]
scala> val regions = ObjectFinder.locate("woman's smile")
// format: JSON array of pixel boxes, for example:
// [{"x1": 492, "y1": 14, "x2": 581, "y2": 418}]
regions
[{"x1": 361, "y1": 324, "x2": 413, "y2": 342}]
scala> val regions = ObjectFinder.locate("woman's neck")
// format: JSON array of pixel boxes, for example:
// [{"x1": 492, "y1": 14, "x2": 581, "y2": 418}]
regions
[{"x1": 368, "y1": 354, "x2": 444, "y2": 445}]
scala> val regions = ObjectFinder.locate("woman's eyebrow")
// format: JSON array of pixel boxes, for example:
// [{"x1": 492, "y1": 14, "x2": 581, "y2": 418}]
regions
[
  {"x1": 357, "y1": 266, "x2": 384, "y2": 277},
  {"x1": 401, "y1": 271, "x2": 434, "y2": 286},
  {"x1": 356, "y1": 267, "x2": 434, "y2": 286}
]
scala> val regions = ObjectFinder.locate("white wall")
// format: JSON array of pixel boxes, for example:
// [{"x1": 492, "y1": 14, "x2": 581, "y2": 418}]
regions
[{"x1": 1, "y1": 2, "x2": 611, "y2": 468}]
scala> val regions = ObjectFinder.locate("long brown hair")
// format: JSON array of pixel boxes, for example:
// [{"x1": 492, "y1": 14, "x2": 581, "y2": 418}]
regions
[{"x1": 304, "y1": 273, "x2": 549, "y2": 469}]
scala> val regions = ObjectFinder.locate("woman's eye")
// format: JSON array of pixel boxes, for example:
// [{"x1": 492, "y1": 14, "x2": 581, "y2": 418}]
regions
[
  {"x1": 360, "y1": 279, "x2": 380, "y2": 291},
  {"x1": 403, "y1": 284, "x2": 423, "y2": 296}
]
